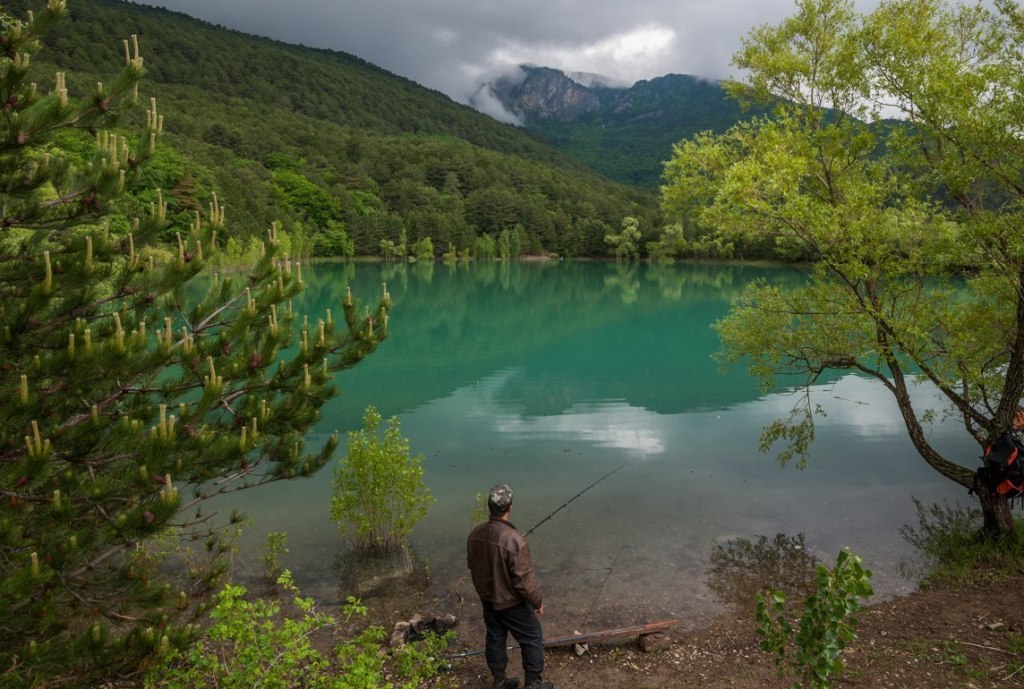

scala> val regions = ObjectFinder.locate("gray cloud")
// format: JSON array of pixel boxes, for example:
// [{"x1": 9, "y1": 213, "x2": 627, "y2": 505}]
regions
[{"x1": 144, "y1": 0, "x2": 884, "y2": 105}]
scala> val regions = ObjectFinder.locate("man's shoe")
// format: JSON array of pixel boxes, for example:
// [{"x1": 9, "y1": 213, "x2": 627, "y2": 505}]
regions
[
  {"x1": 524, "y1": 671, "x2": 553, "y2": 689},
  {"x1": 491, "y1": 672, "x2": 519, "y2": 689}
]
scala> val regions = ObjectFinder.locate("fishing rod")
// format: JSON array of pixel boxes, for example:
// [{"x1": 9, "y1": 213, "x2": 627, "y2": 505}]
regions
[{"x1": 523, "y1": 463, "x2": 626, "y2": 537}]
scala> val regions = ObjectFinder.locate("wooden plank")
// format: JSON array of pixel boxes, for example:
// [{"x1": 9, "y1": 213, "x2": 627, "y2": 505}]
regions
[
  {"x1": 543, "y1": 619, "x2": 678, "y2": 648},
  {"x1": 447, "y1": 619, "x2": 679, "y2": 659}
]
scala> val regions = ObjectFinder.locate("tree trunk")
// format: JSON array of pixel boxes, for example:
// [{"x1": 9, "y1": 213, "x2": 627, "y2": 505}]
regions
[{"x1": 977, "y1": 489, "x2": 1015, "y2": 536}]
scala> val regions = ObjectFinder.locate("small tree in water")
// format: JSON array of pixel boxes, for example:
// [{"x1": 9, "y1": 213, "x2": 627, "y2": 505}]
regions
[{"x1": 331, "y1": 405, "x2": 433, "y2": 552}]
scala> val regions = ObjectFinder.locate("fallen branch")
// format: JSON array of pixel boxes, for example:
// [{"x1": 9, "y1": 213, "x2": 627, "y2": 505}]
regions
[{"x1": 959, "y1": 641, "x2": 1024, "y2": 659}]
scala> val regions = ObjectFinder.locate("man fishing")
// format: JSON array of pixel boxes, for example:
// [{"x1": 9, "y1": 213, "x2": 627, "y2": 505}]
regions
[{"x1": 467, "y1": 484, "x2": 553, "y2": 689}]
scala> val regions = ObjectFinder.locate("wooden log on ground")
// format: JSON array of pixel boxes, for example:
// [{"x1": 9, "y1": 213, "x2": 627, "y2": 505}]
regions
[
  {"x1": 543, "y1": 619, "x2": 677, "y2": 648},
  {"x1": 446, "y1": 619, "x2": 679, "y2": 659}
]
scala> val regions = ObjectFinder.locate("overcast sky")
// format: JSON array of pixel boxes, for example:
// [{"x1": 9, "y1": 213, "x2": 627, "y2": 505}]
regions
[{"x1": 144, "y1": 0, "x2": 883, "y2": 109}]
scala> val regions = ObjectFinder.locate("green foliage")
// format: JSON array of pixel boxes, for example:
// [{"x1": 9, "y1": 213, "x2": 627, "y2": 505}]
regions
[
  {"x1": 646, "y1": 223, "x2": 688, "y2": 263},
  {"x1": 259, "y1": 531, "x2": 289, "y2": 584},
  {"x1": 380, "y1": 238, "x2": 402, "y2": 261},
  {"x1": 332, "y1": 626, "x2": 390, "y2": 689},
  {"x1": 900, "y1": 499, "x2": 1024, "y2": 584},
  {"x1": 331, "y1": 406, "x2": 434, "y2": 552},
  {"x1": 388, "y1": 630, "x2": 454, "y2": 689},
  {"x1": 496, "y1": 225, "x2": 525, "y2": 260},
  {"x1": 664, "y1": 0, "x2": 1024, "y2": 532},
  {"x1": 410, "y1": 236, "x2": 435, "y2": 262},
  {"x1": 341, "y1": 595, "x2": 368, "y2": 621},
  {"x1": 145, "y1": 571, "x2": 335, "y2": 689},
  {"x1": 272, "y1": 167, "x2": 341, "y2": 229},
  {"x1": 473, "y1": 233, "x2": 497, "y2": 260},
  {"x1": 470, "y1": 492, "x2": 488, "y2": 527},
  {"x1": 146, "y1": 572, "x2": 453, "y2": 689},
  {"x1": 756, "y1": 549, "x2": 874, "y2": 689},
  {"x1": 315, "y1": 220, "x2": 355, "y2": 258},
  {"x1": 604, "y1": 216, "x2": 642, "y2": 260},
  {"x1": 0, "y1": 6, "x2": 391, "y2": 684}
]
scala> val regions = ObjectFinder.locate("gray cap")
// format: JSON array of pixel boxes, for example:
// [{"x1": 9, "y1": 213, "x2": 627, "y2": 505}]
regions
[{"x1": 488, "y1": 484, "x2": 514, "y2": 514}]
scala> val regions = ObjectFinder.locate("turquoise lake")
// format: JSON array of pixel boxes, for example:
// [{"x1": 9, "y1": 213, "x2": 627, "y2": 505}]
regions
[{"x1": 219, "y1": 259, "x2": 973, "y2": 632}]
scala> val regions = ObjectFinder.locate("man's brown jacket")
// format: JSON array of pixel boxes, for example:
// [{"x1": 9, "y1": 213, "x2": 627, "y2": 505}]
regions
[{"x1": 466, "y1": 517, "x2": 543, "y2": 611}]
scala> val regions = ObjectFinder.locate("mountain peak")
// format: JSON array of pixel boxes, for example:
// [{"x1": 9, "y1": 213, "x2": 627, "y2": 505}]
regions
[
  {"x1": 470, "y1": 65, "x2": 747, "y2": 188},
  {"x1": 470, "y1": 65, "x2": 614, "y2": 124},
  {"x1": 471, "y1": 65, "x2": 722, "y2": 127}
]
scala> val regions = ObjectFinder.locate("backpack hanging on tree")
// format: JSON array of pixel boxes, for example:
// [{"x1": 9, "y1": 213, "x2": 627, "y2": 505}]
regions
[{"x1": 974, "y1": 431, "x2": 1024, "y2": 503}]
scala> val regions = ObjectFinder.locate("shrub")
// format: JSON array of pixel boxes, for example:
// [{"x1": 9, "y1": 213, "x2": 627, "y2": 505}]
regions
[
  {"x1": 900, "y1": 498, "x2": 1024, "y2": 584},
  {"x1": 259, "y1": 531, "x2": 289, "y2": 584},
  {"x1": 145, "y1": 571, "x2": 336, "y2": 689},
  {"x1": 145, "y1": 572, "x2": 453, "y2": 689},
  {"x1": 331, "y1": 405, "x2": 434, "y2": 552},
  {"x1": 756, "y1": 549, "x2": 874, "y2": 689}
]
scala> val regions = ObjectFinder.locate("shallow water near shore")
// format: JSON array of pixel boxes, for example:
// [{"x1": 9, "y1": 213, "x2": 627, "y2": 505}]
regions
[{"x1": 215, "y1": 260, "x2": 972, "y2": 633}]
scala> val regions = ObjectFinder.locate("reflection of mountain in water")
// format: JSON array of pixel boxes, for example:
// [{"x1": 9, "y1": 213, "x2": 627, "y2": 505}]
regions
[{"x1": 297, "y1": 261, "x2": 805, "y2": 428}]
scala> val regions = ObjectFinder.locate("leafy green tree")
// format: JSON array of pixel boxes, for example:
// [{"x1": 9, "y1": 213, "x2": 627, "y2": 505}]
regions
[
  {"x1": 647, "y1": 223, "x2": 688, "y2": 262},
  {"x1": 604, "y1": 216, "x2": 642, "y2": 261},
  {"x1": 271, "y1": 168, "x2": 341, "y2": 230},
  {"x1": 313, "y1": 219, "x2": 354, "y2": 257},
  {"x1": 497, "y1": 225, "x2": 525, "y2": 260},
  {"x1": 441, "y1": 242, "x2": 460, "y2": 264},
  {"x1": 662, "y1": 0, "x2": 1024, "y2": 534},
  {"x1": 411, "y1": 235, "x2": 434, "y2": 262},
  {"x1": 380, "y1": 238, "x2": 400, "y2": 261},
  {"x1": 330, "y1": 406, "x2": 433, "y2": 553},
  {"x1": 473, "y1": 233, "x2": 497, "y2": 260},
  {"x1": 0, "y1": 5, "x2": 390, "y2": 684}
]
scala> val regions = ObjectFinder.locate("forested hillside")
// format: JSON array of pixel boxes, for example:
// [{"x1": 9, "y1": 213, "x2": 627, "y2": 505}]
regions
[{"x1": 6, "y1": 0, "x2": 661, "y2": 257}]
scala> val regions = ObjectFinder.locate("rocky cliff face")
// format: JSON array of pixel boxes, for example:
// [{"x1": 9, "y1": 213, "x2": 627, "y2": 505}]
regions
[
  {"x1": 470, "y1": 65, "x2": 749, "y2": 188},
  {"x1": 477, "y1": 66, "x2": 602, "y2": 122},
  {"x1": 473, "y1": 65, "x2": 727, "y2": 126}
]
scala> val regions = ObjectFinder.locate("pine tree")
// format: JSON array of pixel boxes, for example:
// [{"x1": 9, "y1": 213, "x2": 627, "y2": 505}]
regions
[{"x1": 0, "y1": 3, "x2": 390, "y2": 684}]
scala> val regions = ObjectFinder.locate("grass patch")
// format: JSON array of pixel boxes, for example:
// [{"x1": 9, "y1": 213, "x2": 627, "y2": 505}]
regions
[{"x1": 900, "y1": 498, "x2": 1024, "y2": 584}]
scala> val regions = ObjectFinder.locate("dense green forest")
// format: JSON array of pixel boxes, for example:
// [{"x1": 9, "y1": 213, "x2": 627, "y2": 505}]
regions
[{"x1": 5, "y1": 0, "x2": 663, "y2": 258}]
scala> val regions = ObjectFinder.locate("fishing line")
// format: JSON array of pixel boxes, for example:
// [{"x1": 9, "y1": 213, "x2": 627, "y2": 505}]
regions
[
  {"x1": 524, "y1": 463, "x2": 626, "y2": 537},
  {"x1": 580, "y1": 541, "x2": 626, "y2": 627}
]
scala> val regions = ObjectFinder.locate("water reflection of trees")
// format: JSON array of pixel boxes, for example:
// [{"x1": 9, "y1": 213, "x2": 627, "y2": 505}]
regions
[
  {"x1": 706, "y1": 533, "x2": 819, "y2": 608},
  {"x1": 604, "y1": 263, "x2": 640, "y2": 304},
  {"x1": 295, "y1": 261, "x2": 798, "y2": 420}
]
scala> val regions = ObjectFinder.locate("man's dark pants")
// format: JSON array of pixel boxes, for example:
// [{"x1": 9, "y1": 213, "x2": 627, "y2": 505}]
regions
[{"x1": 482, "y1": 600, "x2": 544, "y2": 675}]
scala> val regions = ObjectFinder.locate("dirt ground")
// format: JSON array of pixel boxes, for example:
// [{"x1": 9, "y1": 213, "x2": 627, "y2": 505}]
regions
[{"x1": 423, "y1": 570, "x2": 1024, "y2": 689}]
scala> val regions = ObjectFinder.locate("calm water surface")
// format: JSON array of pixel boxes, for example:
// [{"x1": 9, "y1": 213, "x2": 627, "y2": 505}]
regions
[{"x1": 220, "y1": 260, "x2": 972, "y2": 632}]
